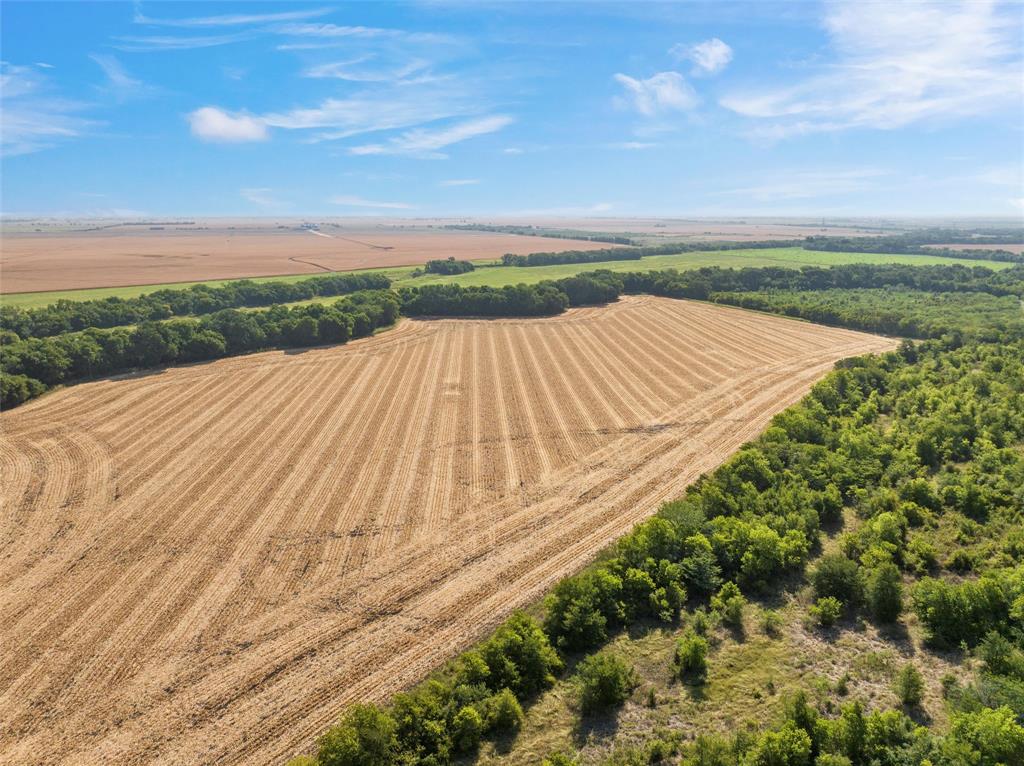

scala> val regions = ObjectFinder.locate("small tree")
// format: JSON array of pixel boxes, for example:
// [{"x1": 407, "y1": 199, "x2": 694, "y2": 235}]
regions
[
  {"x1": 865, "y1": 563, "x2": 903, "y2": 623},
  {"x1": 810, "y1": 597, "x2": 843, "y2": 628},
  {"x1": 450, "y1": 705, "x2": 484, "y2": 752},
  {"x1": 317, "y1": 704, "x2": 398, "y2": 766},
  {"x1": 484, "y1": 688, "x2": 524, "y2": 733},
  {"x1": 811, "y1": 555, "x2": 863, "y2": 606},
  {"x1": 675, "y1": 631, "x2": 709, "y2": 680},
  {"x1": 894, "y1": 662, "x2": 924, "y2": 707},
  {"x1": 577, "y1": 653, "x2": 637, "y2": 714}
]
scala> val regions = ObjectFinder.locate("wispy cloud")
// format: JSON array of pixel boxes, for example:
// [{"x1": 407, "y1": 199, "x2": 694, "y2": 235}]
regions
[
  {"x1": 972, "y1": 165, "x2": 1023, "y2": 187},
  {"x1": 440, "y1": 178, "x2": 480, "y2": 187},
  {"x1": 348, "y1": 115, "x2": 513, "y2": 158},
  {"x1": 613, "y1": 72, "x2": 697, "y2": 116},
  {"x1": 713, "y1": 169, "x2": 889, "y2": 201},
  {"x1": 303, "y1": 57, "x2": 430, "y2": 83},
  {"x1": 134, "y1": 7, "x2": 331, "y2": 27},
  {"x1": 0, "y1": 62, "x2": 95, "y2": 156},
  {"x1": 112, "y1": 31, "x2": 254, "y2": 52},
  {"x1": 240, "y1": 187, "x2": 282, "y2": 207},
  {"x1": 721, "y1": 0, "x2": 1024, "y2": 138},
  {"x1": 606, "y1": 141, "x2": 657, "y2": 150},
  {"x1": 188, "y1": 107, "x2": 268, "y2": 142},
  {"x1": 670, "y1": 38, "x2": 733, "y2": 75},
  {"x1": 89, "y1": 53, "x2": 149, "y2": 98},
  {"x1": 329, "y1": 194, "x2": 415, "y2": 209},
  {"x1": 277, "y1": 22, "x2": 451, "y2": 44}
]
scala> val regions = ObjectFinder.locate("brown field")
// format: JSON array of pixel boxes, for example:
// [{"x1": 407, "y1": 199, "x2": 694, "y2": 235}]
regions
[
  {"x1": 0, "y1": 226, "x2": 609, "y2": 293},
  {"x1": 0, "y1": 297, "x2": 896, "y2": 765}
]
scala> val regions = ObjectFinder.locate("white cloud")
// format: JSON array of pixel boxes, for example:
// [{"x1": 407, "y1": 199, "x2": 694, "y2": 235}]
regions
[
  {"x1": 440, "y1": 178, "x2": 480, "y2": 186},
  {"x1": 329, "y1": 195, "x2": 415, "y2": 209},
  {"x1": 240, "y1": 187, "x2": 281, "y2": 206},
  {"x1": 89, "y1": 54, "x2": 147, "y2": 98},
  {"x1": 134, "y1": 7, "x2": 330, "y2": 27},
  {"x1": 713, "y1": 169, "x2": 889, "y2": 201},
  {"x1": 613, "y1": 72, "x2": 697, "y2": 116},
  {"x1": 973, "y1": 165, "x2": 1023, "y2": 187},
  {"x1": 348, "y1": 115, "x2": 513, "y2": 158},
  {"x1": 671, "y1": 38, "x2": 733, "y2": 75},
  {"x1": 187, "y1": 107, "x2": 268, "y2": 142},
  {"x1": 112, "y1": 31, "x2": 254, "y2": 52},
  {"x1": 0, "y1": 62, "x2": 94, "y2": 156},
  {"x1": 502, "y1": 147, "x2": 524, "y2": 155},
  {"x1": 721, "y1": 0, "x2": 1024, "y2": 137},
  {"x1": 607, "y1": 141, "x2": 657, "y2": 150},
  {"x1": 303, "y1": 57, "x2": 430, "y2": 83},
  {"x1": 34, "y1": 62, "x2": 54, "y2": 69},
  {"x1": 277, "y1": 23, "x2": 452, "y2": 44}
]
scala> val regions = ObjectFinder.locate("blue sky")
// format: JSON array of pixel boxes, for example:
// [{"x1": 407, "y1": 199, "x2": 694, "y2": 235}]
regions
[{"x1": 1, "y1": 1, "x2": 1022, "y2": 217}]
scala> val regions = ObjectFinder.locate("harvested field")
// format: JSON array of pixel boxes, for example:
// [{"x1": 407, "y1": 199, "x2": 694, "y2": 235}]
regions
[
  {"x1": 0, "y1": 226, "x2": 609, "y2": 293},
  {"x1": 0, "y1": 297, "x2": 897, "y2": 765}
]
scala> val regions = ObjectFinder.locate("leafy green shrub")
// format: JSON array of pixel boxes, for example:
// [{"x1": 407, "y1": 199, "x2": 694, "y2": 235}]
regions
[
  {"x1": 894, "y1": 663, "x2": 924, "y2": 706},
  {"x1": 948, "y1": 706, "x2": 1024, "y2": 765},
  {"x1": 541, "y1": 753, "x2": 579, "y2": 766},
  {"x1": 760, "y1": 609, "x2": 784, "y2": 637},
  {"x1": 810, "y1": 597, "x2": 843, "y2": 628},
  {"x1": 977, "y1": 631, "x2": 1024, "y2": 678},
  {"x1": 576, "y1": 653, "x2": 638, "y2": 714},
  {"x1": 811, "y1": 554, "x2": 863, "y2": 606},
  {"x1": 712, "y1": 582, "x2": 746, "y2": 629},
  {"x1": 480, "y1": 612, "x2": 562, "y2": 696},
  {"x1": 483, "y1": 688, "x2": 524, "y2": 732},
  {"x1": 675, "y1": 631, "x2": 709, "y2": 680},
  {"x1": 739, "y1": 721, "x2": 812, "y2": 766},
  {"x1": 450, "y1": 706, "x2": 483, "y2": 752},
  {"x1": 864, "y1": 563, "x2": 903, "y2": 623},
  {"x1": 317, "y1": 704, "x2": 399, "y2": 766}
]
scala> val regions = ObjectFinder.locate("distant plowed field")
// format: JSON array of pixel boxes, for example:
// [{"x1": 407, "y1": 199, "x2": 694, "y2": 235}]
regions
[
  {"x1": 0, "y1": 228, "x2": 609, "y2": 293},
  {"x1": 0, "y1": 297, "x2": 896, "y2": 765}
]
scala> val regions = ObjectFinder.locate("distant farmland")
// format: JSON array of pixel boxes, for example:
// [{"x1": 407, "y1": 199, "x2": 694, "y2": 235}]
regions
[
  {"x1": 2, "y1": 245, "x2": 1013, "y2": 310},
  {"x1": 0, "y1": 226, "x2": 610, "y2": 294},
  {"x1": 0, "y1": 297, "x2": 896, "y2": 765}
]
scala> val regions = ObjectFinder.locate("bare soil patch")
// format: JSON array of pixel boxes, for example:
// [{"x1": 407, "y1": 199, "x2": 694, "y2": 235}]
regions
[{"x1": 0, "y1": 297, "x2": 896, "y2": 764}]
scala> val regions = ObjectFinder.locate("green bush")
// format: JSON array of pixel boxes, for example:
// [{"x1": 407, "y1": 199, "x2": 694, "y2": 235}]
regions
[
  {"x1": 317, "y1": 704, "x2": 399, "y2": 766},
  {"x1": 864, "y1": 562, "x2": 903, "y2": 623},
  {"x1": 809, "y1": 597, "x2": 843, "y2": 628},
  {"x1": 480, "y1": 612, "x2": 562, "y2": 696},
  {"x1": 894, "y1": 663, "x2": 924, "y2": 706},
  {"x1": 948, "y1": 706, "x2": 1024, "y2": 765},
  {"x1": 739, "y1": 721, "x2": 812, "y2": 766},
  {"x1": 712, "y1": 582, "x2": 746, "y2": 629},
  {"x1": 811, "y1": 554, "x2": 863, "y2": 606},
  {"x1": 675, "y1": 631, "x2": 710, "y2": 680},
  {"x1": 760, "y1": 609, "x2": 784, "y2": 637},
  {"x1": 450, "y1": 705, "x2": 483, "y2": 752},
  {"x1": 576, "y1": 653, "x2": 638, "y2": 714},
  {"x1": 483, "y1": 688, "x2": 524, "y2": 732}
]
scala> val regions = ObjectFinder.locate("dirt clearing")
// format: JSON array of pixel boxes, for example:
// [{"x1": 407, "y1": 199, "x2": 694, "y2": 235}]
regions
[{"x1": 0, "y1": 297, "x2": 896, "y2": 764}]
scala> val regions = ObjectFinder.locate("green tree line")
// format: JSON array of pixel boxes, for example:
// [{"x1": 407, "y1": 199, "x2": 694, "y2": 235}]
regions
[
  {"x1": 1, "y1": 291, "x2": 399, "y2": 408},
  {"x1": 0, "y1": 272, "x2": 392, "y2": 340}
]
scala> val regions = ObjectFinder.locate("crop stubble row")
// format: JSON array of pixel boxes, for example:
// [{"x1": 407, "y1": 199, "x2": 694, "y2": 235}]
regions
[{"x1": 0, "y1": 297, "x2": 897, "y2": 764}]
